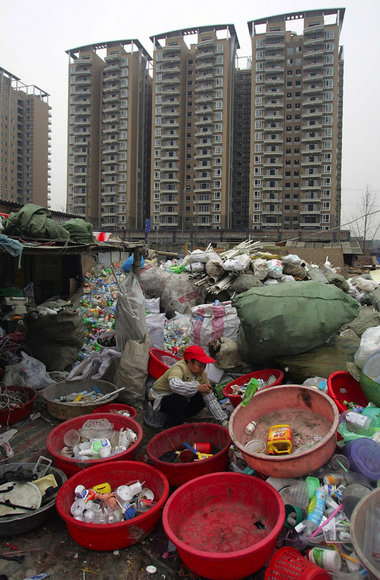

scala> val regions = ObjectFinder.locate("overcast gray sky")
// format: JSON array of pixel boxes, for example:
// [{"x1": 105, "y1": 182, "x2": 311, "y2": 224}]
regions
[{"x1": 1, "y1": 0, "x2": 379, "y2": 231}]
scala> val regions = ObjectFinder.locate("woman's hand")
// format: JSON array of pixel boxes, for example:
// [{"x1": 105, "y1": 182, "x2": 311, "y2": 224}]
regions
[{"x1": 197, "y1": 383, "x2": 212, "y2": 394}]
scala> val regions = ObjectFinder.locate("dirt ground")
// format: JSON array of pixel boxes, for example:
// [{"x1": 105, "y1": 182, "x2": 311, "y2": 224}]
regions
[{"x1": 0, "y1": 398, "x2": 268, "y2": 580}]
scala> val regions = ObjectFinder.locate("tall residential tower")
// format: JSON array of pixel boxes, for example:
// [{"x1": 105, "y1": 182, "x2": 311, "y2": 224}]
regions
[
  {"x1": 150, "y1": 25, "x2": 239, "y2": 234},
  {"x1": 0, "y1": 67, "x2": 51, "y2": 206},
  {"x1": 248, "y1": 8, "x2": 344, "y2": 232},
  {"x1": 66, "y1": 40, "x2": 152, "y2": 230}
]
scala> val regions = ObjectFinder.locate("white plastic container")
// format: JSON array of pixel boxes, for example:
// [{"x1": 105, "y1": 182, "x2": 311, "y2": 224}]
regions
[{"x1": 308, "y1": 547, "x2": 341, "y2": 572}]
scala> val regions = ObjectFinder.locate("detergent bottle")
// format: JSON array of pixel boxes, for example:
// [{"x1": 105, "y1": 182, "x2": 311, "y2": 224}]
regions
[{"x1": 266, "y1": 424, "x2": 293, "y2": 455}]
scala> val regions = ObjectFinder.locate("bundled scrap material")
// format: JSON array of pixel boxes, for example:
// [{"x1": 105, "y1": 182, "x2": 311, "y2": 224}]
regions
[
  {"x1": 233, "y1": 281, "x2": 360, "y2": 365},
  {"x1": 24, "y1": 299, "x2": 85, "y2": 371}
]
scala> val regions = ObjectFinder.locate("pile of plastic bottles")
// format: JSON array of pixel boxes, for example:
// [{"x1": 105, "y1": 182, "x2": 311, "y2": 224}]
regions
[
  {"x1": 77, "y1": 266, "x2": 122, "y2": 359},
  {"x1": 60, "y1": 418, "x2": 137, "y2": 460},
  {"x1": 70, "y1": 479, "x2": 155, "y2": 524}
]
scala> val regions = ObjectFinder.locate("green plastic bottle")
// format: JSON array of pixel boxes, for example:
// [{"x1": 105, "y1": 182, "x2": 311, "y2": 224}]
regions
[{"x1": 241, "y1": 378, "x2": 259, "y2": 407}]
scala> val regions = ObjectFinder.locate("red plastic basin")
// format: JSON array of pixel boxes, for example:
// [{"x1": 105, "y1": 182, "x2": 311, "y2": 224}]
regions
[
  {"x1": 56, "y1": 460, "x2": 169, "y2": 550},
  {"x1": 92, "y1": 403, "x2": 137, "y2": 419},
  {"x1": 148, "y1": 348, "x2": 180, "y2": 379},
  {"x1": 222, "y1": 369, "x2": 284, "y2": 408},
  {"x1": 146, "y1": 422, "x2": 231, "y2": 488},
  {"x1": 327, "y1": 370, "x2": 368, "y2": 413},
  {"x1": 162, "y1": 472, "x2": 285, "y2": 580},
  {"x1": 0, "y1": 385, "x2": 38, "y2": 426},
  {"x1": 46, "y1": 413, "x2": 143, "y2": 477}
]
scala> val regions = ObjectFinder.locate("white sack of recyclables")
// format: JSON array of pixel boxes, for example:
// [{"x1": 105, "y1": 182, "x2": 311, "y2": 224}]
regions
[
  {"x1": 354, "y1": 325, "x2": 380, "y2": 369},
  {"x1": 223, "y1": 254, "x2": 251, "y2": 271}
]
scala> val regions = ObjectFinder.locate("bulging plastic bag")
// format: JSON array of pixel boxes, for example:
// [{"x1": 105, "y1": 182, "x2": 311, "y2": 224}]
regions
[
  {"x1": 3, "y1": 352, "x2": 56, "y2": 389},
  {"x1": 354, "y1": 325, "x2": 380, "y2": 369},
  {"x1": 115, "y1": 272, "x2": 148, "y2": 352}
]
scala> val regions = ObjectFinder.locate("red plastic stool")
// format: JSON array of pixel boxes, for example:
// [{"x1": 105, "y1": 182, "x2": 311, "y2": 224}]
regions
[{"x1": 265, "y1": 547, "x2": 332, "y2": 579}]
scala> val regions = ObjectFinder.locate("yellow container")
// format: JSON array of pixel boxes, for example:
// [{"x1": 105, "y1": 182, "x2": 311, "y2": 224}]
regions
[{"x1": 267, "y1": 424, "x2": 293, "y2": 455}]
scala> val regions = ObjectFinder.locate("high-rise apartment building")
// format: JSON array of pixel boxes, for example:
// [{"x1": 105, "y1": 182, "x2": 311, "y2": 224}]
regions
[
  {"x1": 0, "y1": 67, "x2": 51, "y2": 206},
  {"x1": 150, "y1": 25, "x2": 239, "y2": 233},
  {"x1": 66, "y1": 40, "x2": 152, "y2": 230},
  {"x1": 232, "y1": 63, "x2": 251, "y2": 230},
  {"x1": 248, "y1": 8, "x2": 344, "y2": 232}
]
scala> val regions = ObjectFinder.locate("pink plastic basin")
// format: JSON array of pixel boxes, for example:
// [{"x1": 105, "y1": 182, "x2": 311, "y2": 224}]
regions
[
  {"x1": 56, "y1": 460, "x2": 169, "y2": 550},
  {"x1": 146, "y1": 422, "x2": 231, "y2": 488},
  {"x1": 46, "y1": 413, "x2": 143, "y2": 477},
  {"x1": 229, "y1": 385, "x2": 339, "y2": 478},
  {"x1": 162, "y1": 472, "x2": 285, "y2": 580},
  {"x1": 222, "y1": 369, "x2": 284, "y2": 408}
]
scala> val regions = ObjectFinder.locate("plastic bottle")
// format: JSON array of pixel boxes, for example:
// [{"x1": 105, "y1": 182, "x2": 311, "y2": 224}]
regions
[
  {"x1": 244, "y1": 420, "x2": 257, "y2": 435},
  {"x1": 308, "y1": 547, "x2": 342, "y2": 572},
  {"x1": 341, "y1": 410, "x2": 374, "y2": 435},
  {"x1": 78, "y1": 438, "x2": 111, "y2": 457},
  {"x1": 241, "y1": 378, "x2": 259, "y2": 407},
  {"x1": 305, "y1": 487, "x2": 326, "y2": 530}
]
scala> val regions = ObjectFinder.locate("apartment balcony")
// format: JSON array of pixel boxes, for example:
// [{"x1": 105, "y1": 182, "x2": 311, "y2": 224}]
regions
[
  {"x1": 196, "y1": 61, "x2": 214, "y2": 71},
  {"x1": 103, "y1": 84, "x2": 120, "y2": 93},
  {"x1": 301, "y1": 170, "x2": 322, "y2": 179},
  {"x1": 300, "y1": 207, "x2": 321, "y2": 215},
  {"x1": 302, "y1": 122, "x2": 323, "y2": 130},
  {"x1": 263, "y1": 160, "x2": 282, "y2": 168},
  {"x1": 162, "y1": 75, "x2": 180, "y2": 85},
  {"x1": 300, "y1": 195, "x2": 320, "y2": 203},
  {"x1": 70, "y1": 87, "x2": 91, "y2": 96},
  {"x1": 302, "y1": 109, "x2": 322, "y2": 118},
  {"x1": 103, "y1": 94, "x2": 119, "y2": 103},
  {"x1": 71, "y1": 128, "x2": 90, "y2": 136},
  {"x1": 71, "y1": 77, "x2": 91, "y2": 86},
  {"x1": 264, "y1": 88, "x2": 284, "y2": 97},
  {"x1": 102, "y1": 127, "x2": 119, "y2": 136},
  {"x1": 263, "y1": 52, "x2": 284, "y2": 61},
  {"x1": 197, "y1": 38, "x2": 215, "y2": 48},
  {"x1": 161, "y1": 108, "x2": 179, "y2": 117},
  {"x1": 195, "y1": 94, "x2": 214, "y2": 104},
  {"x1": 264, "y1": 40, "x2": 285, "y2": 48},
  {"x1": 263, "y1": 112, "x2": 284, "y2": 121},
  {"x1": 301, "y1": 183, "x2": 321, "y2": 190},
  {"x1": 161, "y1": 87, "x2": 180, "y2": 96},
  {"x1": 70, "y1": 97, "x2": 90, "y2": 106},
  {"x1": 102, "y1": 156, "x2": 118, "y2": 164},
  {"x1": 195, "y1": 84, "x2": 213, "y2": 93},
  {"x1": 194, "y1": 139, "x2": 212, "y2": 148},
  {"x1": 198, "y1": 71, "x2": 214, "y2": 81},
  {"x1": 194, "y1": 173, "x2": 211, "y2": 181},
  {"x1": 304, "y1": 46, "x2": 325, "y2": 57},
  {"x1": 162, "y1": 44, "x2": 181, "y2": 53},
  {"x1": 303, "y1": 36, "x2": 325, "y2": 47},
  {"x1": 262, "y1": 183, "x2": 282, "y2": 190},
  {"x1": 262, "y1": 208, "x2": 282, "y2": 215},
  {"x1": 73, "y1": 66, "x2": 91, "y2": 74},
  {"x1": 301, "y1": 146, "x2": 322, "y2": 154},
  {"x1": 103, "y1": 136, "x2": 118, "y2": 145},
  {"x1": 264, "y1": 64, "x2": 285, "y2": 74},
  {"x1": 195, "y1": 129, "x2": 213, "y2": 137},
  {"x1": 103, "y1": 115, "x2": 119, "y2": 124},
  {"x1": 194, "y1": 116, "x2": 213, "y2": 126},
  {"x1": 103, "y1": 146, "x2": 118, "y2": 154},
  {"x1": 304, "y1": 25, "x2": 325, "y2": 36},
  {"x1": 302, "y1": 134, "x2": 322, "y2": 143},
  {"x1": 160, "y1": 142, "x2": 178, "y2": 150},
  {"x1": 196, "y1": 49, "x2": 214, "y2": 59},
  {"x1": 73, "y1": 118, "x2": 90, "y2": 126},
  {"x1": 161, "y1": 58, "x2": 181, "y2": 69},
  {"x1": 301, "y1": 158, "x2": 320, "y2": 166},
  {"x1": 161, "y1": 96, "x2": 180, "y2": 106},
  {"x1": 305, "y1": 73, "x2": 324, "y2": 83},
  {"x1": 160, "y1": 176, "x2": 180, "y2": 183},
  {"x1": 161, "y1": 120, "x2": 179, "y2": 128},
  {"x1": 102, "y1": 168, "x2": 117, "y2": 176},
  {"x1": 264, "y1": 77, "x2": 283, "y2": 86},
  {"x1": 303, "y1": 85, "x2": 323, "y2": 94},
  {"x1": 262, "y1": 194, "x2": 280, "y2": 201},
  {"x1": 303, "y1": 61, "x2": 324, "y2": 71},
  {"x1": 162, "y1": 153, "x2": 179, "y2": 160},
  {"x1": 265, "y1": 30, "x2": 285, "y2": 38},
  {"x1": 264, "y1": 99, "x2": 284, "y2": 108},
  {"x1": 304, "y1": 96, "x2": 324, "y2": 105},
  {"x1": 263, "y1": 136, "x2": 283, "y2": 144}
]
